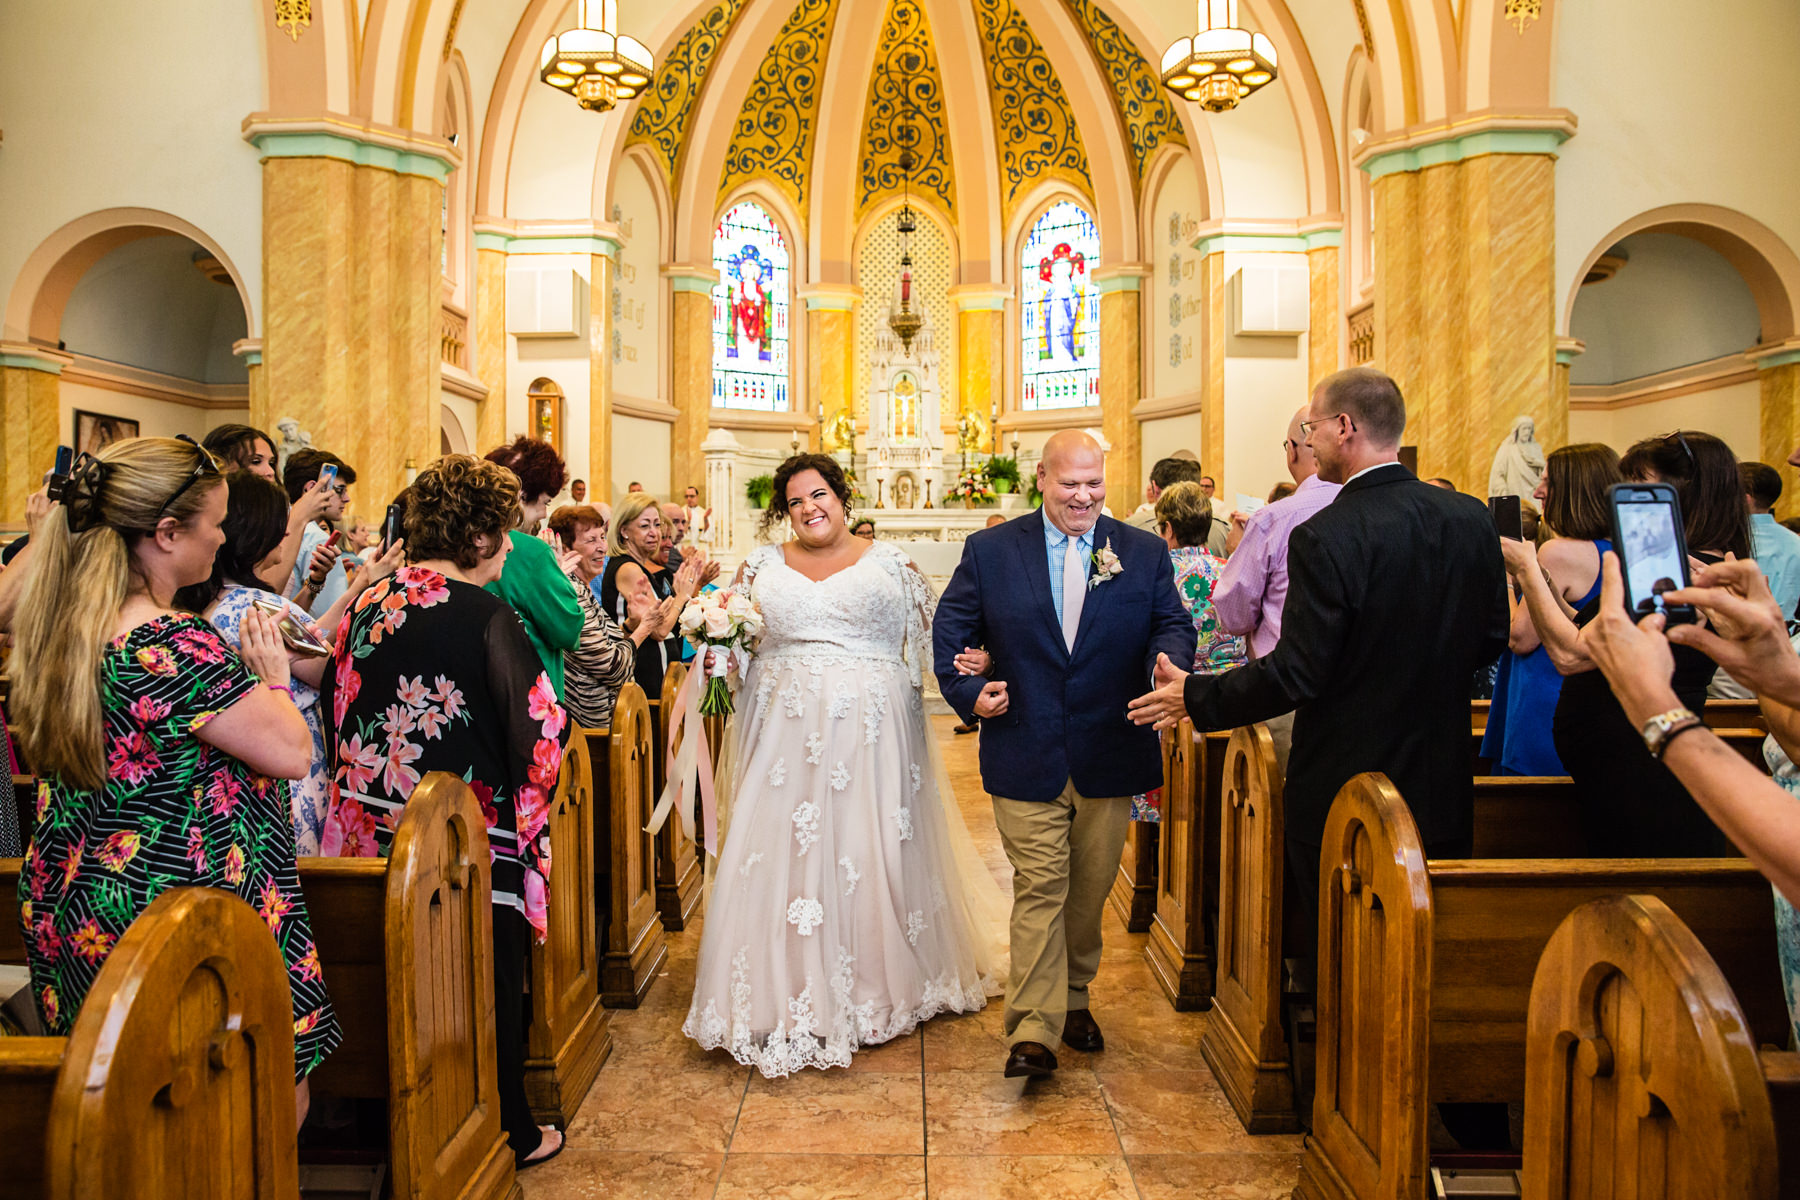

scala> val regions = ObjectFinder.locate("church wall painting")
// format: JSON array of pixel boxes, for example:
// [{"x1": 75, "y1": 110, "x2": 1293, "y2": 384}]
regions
[
  {"x1": 1151, "y1": 158, "x2": 1203, "y2": 399},
  {"x1": 712, "y1": 201, "x2": 792, "y2": 411},
  {"x1": 1020, "y1": 200, "x2": 1100, "y2": 410}
]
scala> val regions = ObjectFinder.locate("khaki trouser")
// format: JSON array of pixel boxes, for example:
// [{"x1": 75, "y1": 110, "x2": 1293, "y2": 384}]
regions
[{"x1": 991, "y1": 781, "x2": 1131, "y2": 1049}]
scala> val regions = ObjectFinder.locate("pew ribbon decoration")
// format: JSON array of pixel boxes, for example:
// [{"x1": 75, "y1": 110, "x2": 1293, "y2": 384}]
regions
[{"x1": 645, "y1": 590, "x2": 761, "y2": 852}]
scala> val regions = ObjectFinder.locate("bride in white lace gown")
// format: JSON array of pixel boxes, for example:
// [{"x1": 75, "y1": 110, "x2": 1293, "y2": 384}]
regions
[{"x1": 683, "y1": 458, "x2": 1004, "y2": 1078}]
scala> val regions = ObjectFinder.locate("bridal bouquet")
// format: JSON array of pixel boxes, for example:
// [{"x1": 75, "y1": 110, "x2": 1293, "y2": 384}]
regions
[{"x1": 677, "y1": 590, "x2": 764, "y2": 716}]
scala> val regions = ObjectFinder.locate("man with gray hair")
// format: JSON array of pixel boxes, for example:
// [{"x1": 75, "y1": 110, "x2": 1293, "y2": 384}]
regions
[{"x1": 1129, "y1": 456, "x2": 1227, "y2": 555}]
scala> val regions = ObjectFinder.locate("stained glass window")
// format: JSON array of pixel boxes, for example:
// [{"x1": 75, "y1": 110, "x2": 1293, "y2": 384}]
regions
[
  {"x1": 712, "y1": 201, "x2": 791, "y2": 411},
  {"x1": 1020, "y1": 200, "x2": 1100, "y2": 410}
]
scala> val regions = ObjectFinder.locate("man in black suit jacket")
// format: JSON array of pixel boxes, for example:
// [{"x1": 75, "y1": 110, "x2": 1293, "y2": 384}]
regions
[{"x1": 1129, "y1": 367, "x2": 1507, "y2": 905}]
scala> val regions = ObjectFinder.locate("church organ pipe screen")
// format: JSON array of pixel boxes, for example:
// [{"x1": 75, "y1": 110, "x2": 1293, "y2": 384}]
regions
[
  {"x1": 711, "y1": 201, "x2": 792, "y2": 411},
  {"x1": 1020, "y1": 200, "x2": 1100, "y2": 410}
]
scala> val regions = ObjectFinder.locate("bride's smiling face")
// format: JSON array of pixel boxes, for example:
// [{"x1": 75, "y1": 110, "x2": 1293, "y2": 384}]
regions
[{"x1": 784, "y1": 469, "x2": 847, "y2": 547}]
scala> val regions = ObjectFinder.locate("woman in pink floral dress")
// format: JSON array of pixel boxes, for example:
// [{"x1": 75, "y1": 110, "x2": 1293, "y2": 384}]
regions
[{"x1": 320, "y1": 455, "x2": 568, "y2": 1168}]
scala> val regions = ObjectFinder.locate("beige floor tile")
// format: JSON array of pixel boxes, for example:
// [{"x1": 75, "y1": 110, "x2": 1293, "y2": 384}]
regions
[
  {"x1": 1127, "y1": 1152, "x2": 1305, "y2": 1199},
  {"x1": 732, "y1": 1070, "x2": 925, "y2": 1155},
  {"x1": 515, "y1": 1150, "x2": 723, "y2": 1200},
  {"x1": 1098, "y1": 1071, "x2": 1306, "y2": 1156},
  {"x1": 714, "y1": 1153, "x2": 927, "y2": 1199},
  {"x1": 923, "y1": 1071, "x2": 1121, "y2": 1156},
  {"x1": 926, "y1": 1154, "x2": 1138, "y2": 1200},
  {"x1": 922, "y1": 1005, "x2": 1013, "y2": 1072},
  {"x1": 1065, "y1": 1011, "x2": 1214, "y2": 1073},
  {"x1": 842, "y1": 1029, "x2": 923, "y2": 1073},
  {"x1": 565, "y1": 1067, "x2": 747, "y2": 1152}
]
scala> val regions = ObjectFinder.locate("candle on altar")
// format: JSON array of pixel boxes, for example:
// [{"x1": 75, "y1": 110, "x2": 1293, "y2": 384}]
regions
[{"x1": 900, "y1": 270, "x2": 911, "y2": 304}]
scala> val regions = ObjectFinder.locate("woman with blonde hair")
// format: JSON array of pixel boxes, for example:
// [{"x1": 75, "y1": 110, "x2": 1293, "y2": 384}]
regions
[
  {"x1": 599, "y1": 491, "x2": 701, "y2": 700},
  {"x1": 12, "y1": 436, "x2": 339, "y2": 1105}
]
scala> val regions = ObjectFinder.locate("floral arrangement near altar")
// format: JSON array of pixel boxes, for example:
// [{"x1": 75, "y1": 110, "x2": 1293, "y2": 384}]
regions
[
  {"x1": 947, "y1": 463, "x2": 997, "y2": 506},
  {"x1": 677, "y1": 590, "x2": 764, "y2": 715}
]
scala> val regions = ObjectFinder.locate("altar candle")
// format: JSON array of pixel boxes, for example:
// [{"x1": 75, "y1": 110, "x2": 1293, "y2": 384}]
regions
[{"x1": 901, "y1": 270, "x2": 911, "y2": 304}]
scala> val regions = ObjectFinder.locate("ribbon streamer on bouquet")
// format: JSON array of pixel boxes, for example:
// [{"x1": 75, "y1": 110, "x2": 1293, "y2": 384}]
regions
[{"x1": 644, "y1": 662, "x2": 718, "y2": 855}]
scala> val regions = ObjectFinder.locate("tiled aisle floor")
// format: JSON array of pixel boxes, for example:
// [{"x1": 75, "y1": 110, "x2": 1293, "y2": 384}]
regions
[{"x1": 521, "y1": 715, "x2": 1304, "y2": 1200}]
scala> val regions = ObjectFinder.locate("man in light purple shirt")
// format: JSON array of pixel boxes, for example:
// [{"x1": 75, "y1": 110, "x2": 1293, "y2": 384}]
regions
[{"x1": 1211, "y1": 406, "x2": 1341, "y2": 766}]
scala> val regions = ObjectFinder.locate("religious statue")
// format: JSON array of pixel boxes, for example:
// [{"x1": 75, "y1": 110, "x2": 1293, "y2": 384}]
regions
[
  {"x1": 275, "y1": 417, "x2": 313, "y2": 477},
  {"x1": 957, "y1": 408, "x2": 988, "y2": 454},
  {"x1": 1488, "y1": 415, "x2": 1546, "y2": 499},
  {"x1": 823, "y1": 410, "x2": 856, "y2": 453},
  {"x1": 1038, "y1": 242, "x2": 1088, "y2": 366},
  {"x1": 724, "y1": 245, "x2": 774, "y2": 362}
]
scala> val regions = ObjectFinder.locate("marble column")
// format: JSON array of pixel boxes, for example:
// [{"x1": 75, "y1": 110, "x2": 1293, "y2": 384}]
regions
[
  {"x1": 801, "y1": 285, "x2": 858, "y2": 449},
  {"x1": 1554, "y1": 338, "x2": 1584, "y2": 455},
  {"x1": 1306, "y1": 242, "x2": 1341, "y2": 391},
  {"x1": 666, "y1": 267, "x2": 719, "y2": 500},
  {"x1": 951, "y1": 285, "x2": 1008, "y2": 452},
  {"x1": 1364, "y1": 121, "x2": 1570, "y2": 490},
  {"x1": 0, "y1": 344, "x2": 69, "y2": 518},
  {"x1": 1197, "y1": 252, "x2": 1228, "y2": 489},
  {"x1": 1094, "y1": 266, "x2": 1149, "y2": 504},
  {"x1": 588, "y1": 252, "x2": 614, "y2": 503},
  {"x1": 474, "y1": 246, "x2": 508, "y2": 453},
  {"x1": 255, "y1": 137, "x2": 446, "y2": 510},
  {"x1": 1752, "y1": 342, "x2": 1800, "y2": 518},
  {"x1": 233, "y1": 339, "x2": 267, "y2": 434}
]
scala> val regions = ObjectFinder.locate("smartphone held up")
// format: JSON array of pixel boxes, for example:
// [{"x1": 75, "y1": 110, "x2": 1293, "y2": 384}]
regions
[
  {"x1": 1608, "y1": 481, "x2": 1695, "y2": 626},
  {"x1": 1488, "y1": 494, "x2": 1523, "y2": 543}
]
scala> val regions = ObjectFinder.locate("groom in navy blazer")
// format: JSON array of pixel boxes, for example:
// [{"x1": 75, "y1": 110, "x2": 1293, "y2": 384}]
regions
[{"x1": 934, "y1": 431, "x2": 1194, "y2": 1076}]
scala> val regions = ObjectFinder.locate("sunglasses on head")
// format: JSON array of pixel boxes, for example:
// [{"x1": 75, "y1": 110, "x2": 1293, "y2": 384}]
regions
[{"x1": 149, "y1": 434, "x2": 222, "y2": 528}]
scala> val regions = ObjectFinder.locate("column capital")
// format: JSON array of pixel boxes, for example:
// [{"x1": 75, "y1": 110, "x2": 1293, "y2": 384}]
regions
[
  {"x1": 948, "y1": 283, "x2": 1011, "y2": 311},
  {"x1": 1092, "y1": 264, "x2": 1151, "y2": 294},
  {"x1": 242, "y1": 114, "x2": 459, "y2": 183},
  {"x1": 474, "y1": 219, "x2": 622, "y2": 259},
  {"x1": 1749, "y1": 339, "x2": 1800, "y2": 370},
  {"x1": 798, "y1": 283, "x2": 861, "y2": 311},
  {"x1": 1555, "y1": 336, "x2": 1586, "y2": 366},
  {"x1": 0, "y1": 342, "x2": 74, "y2": 374},
  {"x1": 233, "y1": 338, "x2": 264, "y2": 367},
  {"x1": 1190, "y1": 219, "x2": 1341, "y2": 257},
  {"x1": 1354, "y1": 108, "x2": 1577, "y2": 179},
  {"x1": 663, "y1": 264, "x2": 721, "y2": 294}
]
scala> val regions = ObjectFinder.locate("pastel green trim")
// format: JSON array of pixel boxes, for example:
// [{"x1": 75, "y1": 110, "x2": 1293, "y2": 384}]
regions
[
  {"x1": 1301, "y1": 228, "x2": 1343, "y2": 251},
  {"x1": 1193, "y1": 233, "x2": 1307, "y2": 257},
  {"x1": 238, "y1": 351, "x2": 263, "y2": 367},
  {"x1": 1094, "y1": 274, "x2": 1143, "y2": 295},
  {"x1": 669, "y1": 273, "x2": 720, "y2": 294},
  {"x1": 803, "y1": 295, "x2": 857, "y2": 311},
  {"x1": 1360, "y1": 128, "x2": 1570, "y2": 180},
  {"x1": 1753, "y1": 347, "x2": 1800, "y2": 370},
  {"x1": 249, "y1": 130, "x2": 454, "y2": 184},
  {"x1": 474, "y1": 232, "x2": 622, "y2": 258},
  {"x1": 0, "y1": 352, "x2": 65, "y2": 375},
  {"x1": 953, "y1": 295, "x2": 1009, "y2": 311},
  {"x1": 1554, "y1": 347, "x2": 1583, "y2": 366}
]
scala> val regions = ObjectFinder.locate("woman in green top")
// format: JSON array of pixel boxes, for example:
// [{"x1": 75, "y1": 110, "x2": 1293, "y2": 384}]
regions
[{"x1": 482, "y1": 438, "x2": 584, "y2": 695}]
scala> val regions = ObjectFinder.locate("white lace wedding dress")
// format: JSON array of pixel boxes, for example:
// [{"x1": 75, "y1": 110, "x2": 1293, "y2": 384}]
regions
[{"x1": 682, "y1": 540, "x2": 1004, "y2": 1077}]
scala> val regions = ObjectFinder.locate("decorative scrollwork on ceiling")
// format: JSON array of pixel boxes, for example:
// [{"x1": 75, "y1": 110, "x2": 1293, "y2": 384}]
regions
[
  {"x1": 1057, "y1": 0, "x2": 1187, "y2": 191},
  {"x1": 859, "y1": 0, "x2": 956, "y2": 218},
  {"x1": 625, "y1": 0, "x2": 752, "y2": 199},
  {"x1": 717, "y1": 0, "x2": 842, "y2": 218},
  {"x1": 970, "y1": 0, "x2": 1091, "y2": 216}
]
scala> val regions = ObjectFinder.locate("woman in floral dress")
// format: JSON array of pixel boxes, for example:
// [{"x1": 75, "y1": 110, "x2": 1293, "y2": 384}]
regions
[
  {"x1": 320, "y1": 454, "x2": 568, "y2": 1168},
  {"x1": 11, "y1": 436, "x2": 340, "y2": 1115}
]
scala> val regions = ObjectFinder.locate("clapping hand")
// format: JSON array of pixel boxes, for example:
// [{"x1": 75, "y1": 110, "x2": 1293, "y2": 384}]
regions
[
  {"x1": 1663, "y1": 556, "x2": 1800, "y2": 707},
  {"x1": 954, "y1": 646, "x2": 993, "y2": 677},
  {"x1": 1127, "y1": 652, "x2": 1190, "y2": 731}
]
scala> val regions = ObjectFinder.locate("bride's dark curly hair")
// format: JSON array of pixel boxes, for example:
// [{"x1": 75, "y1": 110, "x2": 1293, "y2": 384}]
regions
[{"x1": 761, "y1": 453, "x2": 853, "y2": 535}]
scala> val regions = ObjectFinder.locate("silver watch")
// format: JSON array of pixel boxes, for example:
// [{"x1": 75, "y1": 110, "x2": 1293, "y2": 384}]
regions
[{"x1": 1639, "y1": 707, "x2": 1700, "y2": 759}]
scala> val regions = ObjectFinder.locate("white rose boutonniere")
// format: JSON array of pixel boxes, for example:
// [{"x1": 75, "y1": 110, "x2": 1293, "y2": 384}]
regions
[{"x1": 1089, "y1": 538, "x2": 1123, "y2": 590}]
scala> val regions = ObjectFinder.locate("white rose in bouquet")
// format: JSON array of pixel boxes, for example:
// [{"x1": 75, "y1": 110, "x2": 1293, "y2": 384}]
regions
[{"x1": 703, "y1": 605, "x2": 733, "y2": 639}]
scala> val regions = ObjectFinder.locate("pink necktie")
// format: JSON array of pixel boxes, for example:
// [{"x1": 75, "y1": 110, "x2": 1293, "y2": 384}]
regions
[{"x1": 1062, "y1": 537, "x2": 1085, "y2": 653}]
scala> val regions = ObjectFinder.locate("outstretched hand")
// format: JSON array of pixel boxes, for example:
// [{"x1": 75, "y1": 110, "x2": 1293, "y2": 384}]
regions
[
  {"x1": 1662, "y1": 556, "x2": 1800, "y2": 708},
  {"x1": 1127, "y1": 653, "x2": 1190, "y2": 731}
]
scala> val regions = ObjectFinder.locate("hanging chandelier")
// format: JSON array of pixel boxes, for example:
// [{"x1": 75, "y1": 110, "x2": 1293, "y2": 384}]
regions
[
  {"x1": 887, "y1": 30, "x2": 924, "y2": 355},
  {"x1": 1161, "y1": 0, "x2": 1278, "y2": 113},
  {"x1": 539, "y1": 0, "x2": 653, "y2": 114}
]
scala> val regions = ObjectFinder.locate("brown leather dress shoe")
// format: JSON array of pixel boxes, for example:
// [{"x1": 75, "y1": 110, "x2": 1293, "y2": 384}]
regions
[
  {"x1": 1061, "y1": 1009, "x2": 1104, "y2": 1052},
  {"x1": 1003, "y1": 1041, "x2": 1058, "y2": 1078}
]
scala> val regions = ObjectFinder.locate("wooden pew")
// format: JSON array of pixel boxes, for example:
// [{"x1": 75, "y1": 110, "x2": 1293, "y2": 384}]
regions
[
  {"x1": 299, "y1": 773, "x2": 520, "y2": 1200},
  {"x1": 647, "y1": 661, "x2": 701, "y2": 931},
  {"x1": 1294, "y1": 773, "x2": 1788, "y2": 1200},
  {"x1": 523, "y1": 733, "x2": 611, "y2": 1126},
  {"x1": 1523, "y1": 894, "x2": 1800, "y2": 1199},
  {"x1": 580, "y1": 682, "x2": 667, "y2": 1008},
  {"x1": 1108, "y1": 820, "x2": 1158, "y2": 934},
  {"x1": 1469, "y1": 775, "x2": 1584, "y2": 857},
  {"x1": 1145, "y1": 723, "x2": 1230, "y2": 1009},
  {"x1": 0, "y1": 886, "x2": 299, "y2": 1199}
]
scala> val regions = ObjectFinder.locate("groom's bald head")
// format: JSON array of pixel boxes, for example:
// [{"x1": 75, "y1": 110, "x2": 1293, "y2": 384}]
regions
[{"x1": 1038, "y1": 431, "x2": 1106, "y2": 537}]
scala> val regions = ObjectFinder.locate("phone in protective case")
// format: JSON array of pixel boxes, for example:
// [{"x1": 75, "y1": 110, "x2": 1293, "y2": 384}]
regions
[
  {"x1": 1488, "y1": 494, "x2": 1522, "y2": 542},
  {"x1": 250, "y1": 596, "x2": 332, "y2": 658},
  {"x1": 1607, "y1": 481, "x2": 1696, "y2": 625}
]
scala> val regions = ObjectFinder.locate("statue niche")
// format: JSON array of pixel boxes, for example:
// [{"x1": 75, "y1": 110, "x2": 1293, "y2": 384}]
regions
[{"x1": 868, "y1": 304, "x2": 941, "y2": 510}]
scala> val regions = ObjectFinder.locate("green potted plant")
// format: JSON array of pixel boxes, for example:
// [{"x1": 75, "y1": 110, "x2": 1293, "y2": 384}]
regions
[
  {"x1": 986, "y1": 455, "x2": 1020, "y2": 495},
  {"x1": 745, "y1": 473, "x2": 775, "y2": 509},
  {"x1": 1025, "y1": 477, "x2": 1043, "y2": 508}
]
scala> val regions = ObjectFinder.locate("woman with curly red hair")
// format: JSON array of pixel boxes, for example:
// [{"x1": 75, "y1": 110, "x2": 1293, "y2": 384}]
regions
[{"x1": 483, "y1": 437, "x2": 584, "y2": 698}]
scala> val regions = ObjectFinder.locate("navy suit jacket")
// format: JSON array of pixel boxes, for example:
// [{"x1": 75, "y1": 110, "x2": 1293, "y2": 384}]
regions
[{"x1": 933, "y1": 510, "x2": 1196, "y2": 804}]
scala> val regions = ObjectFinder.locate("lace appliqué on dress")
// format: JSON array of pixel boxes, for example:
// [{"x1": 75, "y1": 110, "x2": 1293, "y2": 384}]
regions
[
  {"x1": 828, "y1": 680, "x2": 855, "y2": 719},
  {"x1": 829, "y1": 762, "x2": 850, "y2": 792},
  {"x1": 894, "y1": 807, "x2": 914, "y2": 842},
  {"x1": 839, "y1": 856, "x2": 860, "y2": 896},
  {"x1": 805, "y1": 731, "x2": 824, "y2": 764},
  {"x1": 767, "y1": 757, "x2": 787, "y2": 787},
  {"x1": 792, "y1": 799, "x2": 821, "y2": 855},
  {"x1": 787, "y1": 896, "x2": 824, "y2": 936}
]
